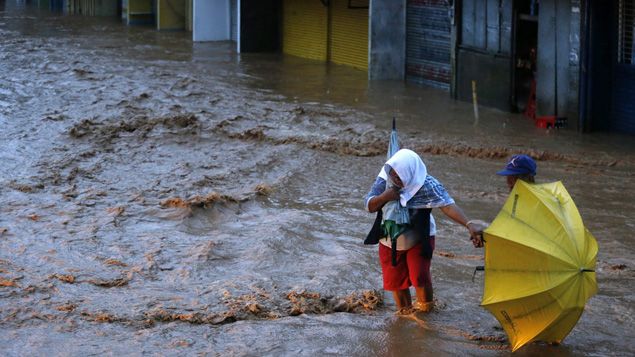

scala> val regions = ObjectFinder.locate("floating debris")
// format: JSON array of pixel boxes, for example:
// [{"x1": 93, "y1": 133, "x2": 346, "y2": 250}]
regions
[
  {"x1": 88, "y1": 276, "x2": 130, "y2": 288},
  {"x1": 0, "y1": 279, "x2": 18, "y2": 287},
  {"x1": 106, "y1": 206, "x2": 125, "y2": 217},
  {"x1": 610, "y1": 264, "x2": 627, "y2": 271},
  {"x1": 160, "y1": 192, "x2": 245, "y2": 209},
  {"x1": 254, "y1": 183, "x2": 273, "y2": 196},
  {"x1": 55, "y1": 304, "x2": 77, "y2": 312},
  {"x1": 69, "y1": 114, "x2": 199, "y2": 141},
  {"x1": 437, "y1": 251, "x2": 456, "y2": 258},
  {"x1": 8, "y1": 181, "x2": 44, "y2": 193},
  {"x1": 286, "y1": 290, "x2": 382, "y2": 316},
  {"x1": 51, "y1": 274, "x2": 76, "y2": 284},
  {"x1": 103, "y1": 259, "x2": 128, "y2": 267}
]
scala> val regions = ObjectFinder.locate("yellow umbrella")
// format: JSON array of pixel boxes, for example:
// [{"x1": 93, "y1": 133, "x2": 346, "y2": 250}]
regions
[{"x1": 481, "y1": 180, "x2": 598, "y2": 352}]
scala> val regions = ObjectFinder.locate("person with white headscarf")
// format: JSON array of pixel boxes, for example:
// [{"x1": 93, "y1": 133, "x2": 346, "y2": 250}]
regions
[{"x1": 365, "y1": 149, "x2": 482, "y2": 313}]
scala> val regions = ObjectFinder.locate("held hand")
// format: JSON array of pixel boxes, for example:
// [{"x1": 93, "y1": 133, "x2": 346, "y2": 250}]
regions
[
  {"x1": 469, "y1": 231, "x2": 484, "y2": 248},
  {"x1": 382, "y1": 186, "x2": 401, "y2": 202},
  {"x1": 466, "y1": 220, "x2": 489, "y2": 248},
  {"x1": 467, "y1": 222, "x2": 484, "y2": 248},
  {"x1": 367, "y1": 187, "x2": 401, "y2": 213}
]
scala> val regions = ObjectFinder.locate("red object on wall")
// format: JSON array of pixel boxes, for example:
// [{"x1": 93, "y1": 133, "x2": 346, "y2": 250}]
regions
[
  {"x1": 524, "y1": 79, "x2": 537, "y2": 120},
  {"x1": 535, "y1": 116, "x2": 557, "y2": 128},
  {"x1": 524, "y1": 79, "x2": 563, "y2": 129}
]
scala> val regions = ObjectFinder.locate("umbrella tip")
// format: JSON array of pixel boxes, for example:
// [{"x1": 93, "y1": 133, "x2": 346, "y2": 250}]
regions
[{"x1": 392, "y1": 117, "x2": 396, "y2": 130}]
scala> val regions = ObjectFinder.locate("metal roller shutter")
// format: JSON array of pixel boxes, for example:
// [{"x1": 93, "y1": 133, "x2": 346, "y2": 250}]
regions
[
  {"x1": 231, "y1": 0, "x2": 237, "y2": 41},
  {"x1": 612, "y1": 65, "x2": 635, "y2": 133},
  {"x1": 283, "y1": 0, "x2": 328, "y2": 61},
  {"x1": 328, "y1": 0, "x2": 368, "y2": 70},
  {"x1": 613, "y1": 0, "x2": 635, "y2": 133},
  {"x1": 406, "y1": 0, "x2": 451, "y2": 89}
]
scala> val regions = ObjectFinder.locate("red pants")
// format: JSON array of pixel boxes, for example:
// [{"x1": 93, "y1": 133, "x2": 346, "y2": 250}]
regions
[{"x1": 378, "y1": 238, "x2": 435, "y2": 291}]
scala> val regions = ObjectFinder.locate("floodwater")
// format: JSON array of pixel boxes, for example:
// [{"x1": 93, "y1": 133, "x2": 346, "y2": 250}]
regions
[{"x1": 1, "y1": 3, "x2": 634, "y2": 356}]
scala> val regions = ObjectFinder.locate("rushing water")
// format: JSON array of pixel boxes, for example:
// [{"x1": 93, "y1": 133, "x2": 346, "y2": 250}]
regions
[{"x1": 0, "y1": 2, "x2": 634, "y2": 356}]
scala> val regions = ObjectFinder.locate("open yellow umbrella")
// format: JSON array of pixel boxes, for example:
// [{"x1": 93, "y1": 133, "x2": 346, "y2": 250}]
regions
[{"x1": 481, "y1": 180, "x2": 598, "y2": 352}]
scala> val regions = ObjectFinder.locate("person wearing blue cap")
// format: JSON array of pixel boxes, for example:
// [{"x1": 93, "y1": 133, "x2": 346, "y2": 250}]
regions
[
  {"x1": 496, "y1": 154, "x2": 537, "y2": 191},
  {"x1": 468, "y1": 154, "x2": 538, "y2": 249}
]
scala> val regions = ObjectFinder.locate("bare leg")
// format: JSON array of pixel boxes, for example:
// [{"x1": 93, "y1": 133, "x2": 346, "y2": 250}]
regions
[
  {"x1": 414, "y1": 284, "x2": 434, "y2": 312},
  {"x1": 392, "y1": 289, "x2": 412, "y2": 310}
]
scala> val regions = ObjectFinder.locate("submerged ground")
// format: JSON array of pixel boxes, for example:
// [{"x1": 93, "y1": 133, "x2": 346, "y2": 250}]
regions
[{"x1": 1, "y1": 4, "x2": 634, "y2": 356}]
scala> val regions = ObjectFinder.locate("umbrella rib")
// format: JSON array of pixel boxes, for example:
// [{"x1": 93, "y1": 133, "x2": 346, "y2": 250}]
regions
[
  {"x1": 490, "y1": 273, "x2": 580, "y2": 315},
  {"x1": 525, "y1": 183, "x2": 587, "y2": 263},
  {"x1": 549, "y1": 192, "x2": 582, "y2": 262},
  {"x1": 496, "y1": 210, "x2": 579, "y2": 267},
  {"x1": 482, "y1": 267, "x2": 580, "y2": 304},
  {"x1": 536, "y1": 184, "x2": 582, "y2": 261}
]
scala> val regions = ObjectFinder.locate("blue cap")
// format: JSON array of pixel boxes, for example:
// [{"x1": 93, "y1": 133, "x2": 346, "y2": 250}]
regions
[{"x1": 497, "y1": 154, "x2": 537, "y2": 176}]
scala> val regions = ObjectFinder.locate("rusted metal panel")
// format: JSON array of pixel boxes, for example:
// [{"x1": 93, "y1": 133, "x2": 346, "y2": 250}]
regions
[{"x1": 406, "y1": 0, "x2": 451, "y2": 89}]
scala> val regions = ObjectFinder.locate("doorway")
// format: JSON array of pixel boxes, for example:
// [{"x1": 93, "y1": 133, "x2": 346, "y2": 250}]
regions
[
  {"x1": 581, "y1": 0, "x2": 635, "y2": 134},
  {"x1": 512, "y1": 0, "x2": 539, "y2": 113}
]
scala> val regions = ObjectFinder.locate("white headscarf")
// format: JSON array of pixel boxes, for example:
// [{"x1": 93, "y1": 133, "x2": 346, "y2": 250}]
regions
[{"x1": 378, "y1": 149, "x2": 427, "y2": 207}]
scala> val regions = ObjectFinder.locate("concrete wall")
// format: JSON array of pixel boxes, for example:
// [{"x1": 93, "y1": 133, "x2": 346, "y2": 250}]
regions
[
  {"x1": 456, "y1": 0, "x2": 513, "y2": 111},
  {"x1": 457, "y1": 49, "x2": 512, "y2": 110},
  {"x1": 94, "y1": 0, "x2": 117, "y2": 16},
  {"x1": 185, "y1": 0, "x2": 192, "y2": 31},
  {"x1": 157, "y1": 0, "x2": 186, "y2": 30},
  {"x1": 193, "y1": 0, "x2": 230, "y2": 41},
  {"x1": 536, "y1": 0, "x2": 575, "y2": 119},
  {"x1": 581, "y1": 0, "x2": 615, "y2": 132},
  {"x1": 536, "y1": 0, "x2": 556, "y2": 117},
  {"x1": 368, "y1": 0, "x2": 405, "y2": 80},
  {"x1": 567, "y1": 0, "x2": 582, "y2": 129}
]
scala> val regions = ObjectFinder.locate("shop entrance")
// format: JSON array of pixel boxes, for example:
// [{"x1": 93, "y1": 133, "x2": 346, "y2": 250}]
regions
[
  {"x1": 581, "y1": 0, "x2": 635, "y2": 133},
  {"x1": 511, "y1": 0, "x2": 538, "y2": 113}
]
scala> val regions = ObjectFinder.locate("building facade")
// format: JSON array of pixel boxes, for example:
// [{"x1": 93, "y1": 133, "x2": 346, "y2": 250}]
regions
[
  {"x1": 33, "y1": 0, "x2": 635, "y2": 134},
  {"x1": 371, "y1": 0, "x2": 634, "y2": 134}
]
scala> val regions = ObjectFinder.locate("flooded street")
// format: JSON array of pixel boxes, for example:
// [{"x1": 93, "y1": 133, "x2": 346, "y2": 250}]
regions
[{"x1": 1, "y1": 3, "x2": 634, "y2": 356}]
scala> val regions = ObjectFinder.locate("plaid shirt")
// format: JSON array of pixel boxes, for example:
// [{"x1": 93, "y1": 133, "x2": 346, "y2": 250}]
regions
[{"x1": 365, "y1": 175, "x2": 455, "y2": 210}]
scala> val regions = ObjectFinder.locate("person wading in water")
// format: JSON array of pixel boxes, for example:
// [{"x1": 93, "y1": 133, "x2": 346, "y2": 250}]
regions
[{"x1": 365, "y1": 149, "x2": 483, "y2": 313}]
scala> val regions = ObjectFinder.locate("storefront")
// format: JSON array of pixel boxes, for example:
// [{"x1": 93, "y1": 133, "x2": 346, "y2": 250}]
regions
[
  {"x1": 282, "y1": 0, "x2": 328, "y2": 61},
  {"x1": 405, "y1": 0, "x2": 452, "y2": 89},
  {"x1": 282, "y1": 0, "x2": 369, "y2": 70},
  {"x1": 580, "y1": 0, "x2": 635, "y2": 133}
]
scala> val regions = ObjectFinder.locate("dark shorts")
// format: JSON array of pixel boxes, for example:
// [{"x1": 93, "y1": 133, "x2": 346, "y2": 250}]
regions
[{"x1": 378, "y1": 237, "x2": 435, "y2": 291}]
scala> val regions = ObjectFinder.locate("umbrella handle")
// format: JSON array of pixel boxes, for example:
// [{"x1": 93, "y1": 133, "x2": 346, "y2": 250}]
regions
[{"x1": 472, "y1": 266, "x2": 484, "y2": 283}]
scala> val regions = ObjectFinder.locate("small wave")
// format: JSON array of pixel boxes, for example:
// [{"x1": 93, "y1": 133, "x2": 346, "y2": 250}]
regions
[
  {"x1": 211, "y1": 122, "x2": 621, "y2": 167},
  {"x1": 160, "y1": 183, "x2": 273, "y2": 210},
  {"x1": 160, "y1": 192, "x2": 247, "y2": 209},
  {"x1": 68, "y1": 114, "x2": 199, "y2": 141},
  {"x1": 45, "y1": 289, "x2": 386, "y2": 328}
]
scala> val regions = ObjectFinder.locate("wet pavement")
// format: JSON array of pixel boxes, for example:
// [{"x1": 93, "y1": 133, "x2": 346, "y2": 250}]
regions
[{"x1": 1, "y1": 2, "x2": 634, "y2": 356}]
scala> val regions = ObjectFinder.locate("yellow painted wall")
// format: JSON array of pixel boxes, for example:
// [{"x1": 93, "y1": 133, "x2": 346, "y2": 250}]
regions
[
  {"x1": 127, "y1": 0, "x2": 153, "y2": 25},
  {"x1": 128, "y1": 0, "x2": 152, "y2": 14},
  {"x1": 282, "y1": 0, "x2": 328, "y2": 61},
  {"x1": 328, "y1": 0, "x2": 368, "y2": 70},
  {"x1": 158, "y1": 0, "x2": 186, "y2": 30},
  {"x1": 186, "y1": 0, "x2": 193, "y2": 32}
]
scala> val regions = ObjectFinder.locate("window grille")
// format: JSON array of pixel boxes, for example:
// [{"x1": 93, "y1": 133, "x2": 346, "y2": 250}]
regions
[
  {"x1": 618, "y1": 0, "x2": 635, "y2": 64},
  {"x1": 348, "y1": 0, "x2": 369, "y2": 9}
]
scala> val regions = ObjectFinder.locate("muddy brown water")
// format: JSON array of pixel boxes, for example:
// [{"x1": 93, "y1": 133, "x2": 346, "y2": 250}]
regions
[{"x1": 1, "y1": 3, "x2": 634, "y2": 356}]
